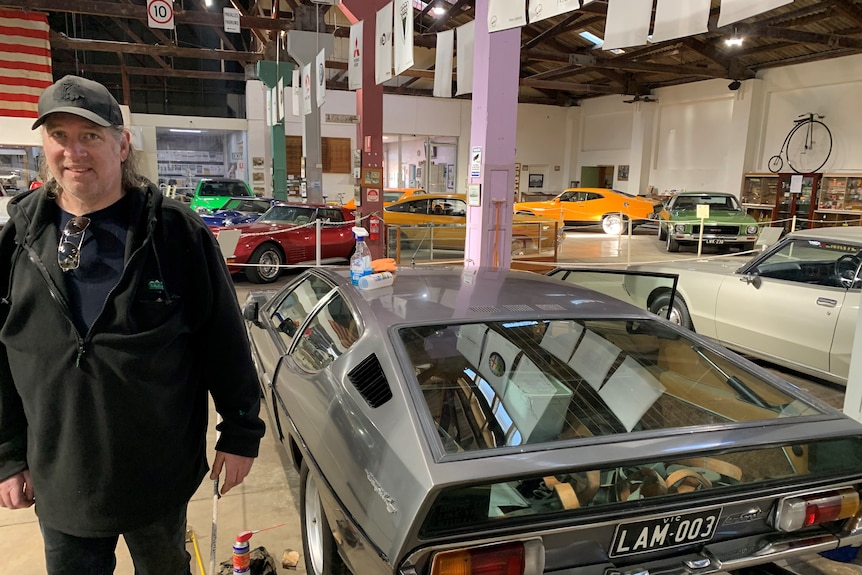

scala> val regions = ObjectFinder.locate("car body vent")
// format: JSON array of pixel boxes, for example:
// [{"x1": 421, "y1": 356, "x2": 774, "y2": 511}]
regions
[
  {"x1": 347, "y1": 354, "x2": 393, "y2": 408},
  {"x1": 504, "y1": 304, "x2": 533, "y2": 312},
  {"x1": 537, "y1": 304, "x2": 565, "y2": 311},
  {"x1": 469, "y1": 306, "x2": 501, "y2": 314}
]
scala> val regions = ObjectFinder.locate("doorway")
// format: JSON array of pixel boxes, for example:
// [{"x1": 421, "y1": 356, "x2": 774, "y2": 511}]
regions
[{"x1": 580, "y1": 165, "x2": 615, "y2": 188}]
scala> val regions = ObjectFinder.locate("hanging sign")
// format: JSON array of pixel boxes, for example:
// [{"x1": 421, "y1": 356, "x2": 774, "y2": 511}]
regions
[
  {"x1": 147, "y1": 0, "x2": 174, "y2": 30},
  {"x1": 223, "y1": 7, "x2": 241, "y2": 33}
]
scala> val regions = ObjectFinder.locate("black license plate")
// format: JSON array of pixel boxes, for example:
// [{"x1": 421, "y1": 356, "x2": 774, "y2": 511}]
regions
[
  {"x1": 704, "y1": 239, "x2": 726, "y2": 244},
  {"x1": 609, "y1": 508, "x2": 721, "y2": 558}
]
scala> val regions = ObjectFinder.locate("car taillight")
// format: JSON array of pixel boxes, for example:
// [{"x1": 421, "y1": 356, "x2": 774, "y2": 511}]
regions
[
  {"x1": 431, "y1": 542, "x2": 528, "y2": 575},
  {"x1": 775, "y1": 488, "x2": 860, "y2": 532}
]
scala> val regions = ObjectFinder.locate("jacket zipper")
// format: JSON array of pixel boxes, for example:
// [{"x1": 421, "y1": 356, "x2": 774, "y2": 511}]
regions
[{"x1": 23, "y1": 245, "x2": 87, "y2": 365}]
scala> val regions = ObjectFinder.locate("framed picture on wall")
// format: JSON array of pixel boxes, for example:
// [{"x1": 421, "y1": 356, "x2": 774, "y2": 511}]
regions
[
  {"x1": 618, "y1": 165, "x2": 630, "y2": 181},
  {"x1": 528, "y1": 174, "x2": 544, "y2": 188}
]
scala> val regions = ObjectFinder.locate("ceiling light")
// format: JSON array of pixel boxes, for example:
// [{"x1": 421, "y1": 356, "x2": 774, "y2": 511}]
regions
[
  {"x1": 725, "y1": 34, "x2": 743, "y2": 47},
  {"x1": 579, "y1": 31, "x2": 604, "y2": 48},
  {"x1": 170, "y1": 128, "x2": 203, "y2": 133},
  {"x1": 432, "y1": 6, "x2": 446, "y2": 16}
]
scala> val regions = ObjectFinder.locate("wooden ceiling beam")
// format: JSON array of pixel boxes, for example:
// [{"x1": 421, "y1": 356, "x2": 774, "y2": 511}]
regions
[
  {"x1": 0, "y1": 0, "x2": 295, "y2": 32},
  {"x1": 49, "y1": 31, "x2": 260, "y2": 62},
  {"x1": 52, "y1": 62, "x2": 247, "y2": 82},
  {"x1": 523, "y1": 49, "x2": 725, "y2": 78}
]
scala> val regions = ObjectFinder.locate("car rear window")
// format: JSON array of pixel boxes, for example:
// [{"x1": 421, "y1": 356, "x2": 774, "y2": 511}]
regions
[
  {"x1": 199, "y1": 180, "x2": 252, "y2": 197},
  {"x1": 419, "y1": 436, "x2": 862, "y2": 537},
  {"x1": 398, "y1": 318, "x2": 823, "y2": 454}
]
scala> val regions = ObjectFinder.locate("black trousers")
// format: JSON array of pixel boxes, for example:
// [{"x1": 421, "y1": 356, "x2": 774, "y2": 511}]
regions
[{"x1": 40, "y1": 504, "x2": 192, "y2": 575}]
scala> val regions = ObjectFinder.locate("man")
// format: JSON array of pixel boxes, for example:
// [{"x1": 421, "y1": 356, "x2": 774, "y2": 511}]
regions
[{"x1": 0, "y1": 75, "x2": 265, "y2": 573}]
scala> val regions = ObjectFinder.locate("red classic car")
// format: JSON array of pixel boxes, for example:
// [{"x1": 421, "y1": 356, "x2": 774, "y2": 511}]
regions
[{"x1": 217, "y1": 202, "x2": 356, "y2": 283}]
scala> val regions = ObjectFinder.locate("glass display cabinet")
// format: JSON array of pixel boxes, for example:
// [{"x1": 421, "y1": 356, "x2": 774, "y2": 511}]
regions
[
  {"x1": 815, "y1": 176, "x2": 862, "y2": 227},
  {"x1": 740, "y1": 174, "x2": 778, "y2": 222},
  {"x1": 775, "y1": 173, "x2": 820, "y2": 232}
]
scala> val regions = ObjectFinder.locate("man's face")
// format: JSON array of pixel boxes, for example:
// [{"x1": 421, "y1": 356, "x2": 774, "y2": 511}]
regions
[{"x1": 41, "y1": 113, "x2": 129, "y2": 204}]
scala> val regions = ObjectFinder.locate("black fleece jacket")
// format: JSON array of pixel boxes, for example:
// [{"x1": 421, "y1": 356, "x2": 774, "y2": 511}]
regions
[{"x1": 0, "y1": 184, "x2": 265, "y2": 536}]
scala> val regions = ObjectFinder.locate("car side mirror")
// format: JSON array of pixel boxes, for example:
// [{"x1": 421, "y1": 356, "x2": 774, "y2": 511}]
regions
[
  {"x1": 242, "y1": 299, "x2": 261, "y2": 327},
  {"x1": 740, "y1": 274, "x2": 762, "y2": 289}
]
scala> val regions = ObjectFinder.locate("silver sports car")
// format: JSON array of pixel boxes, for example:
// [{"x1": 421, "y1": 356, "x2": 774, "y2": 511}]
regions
[{"x1": 243, "y1": 266, "x2": 862, "y2": 575}]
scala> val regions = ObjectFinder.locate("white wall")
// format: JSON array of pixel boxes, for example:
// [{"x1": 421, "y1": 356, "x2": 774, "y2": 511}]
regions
[{"x1": 758, "y1": 54, "x2": 862, "y2": 175}]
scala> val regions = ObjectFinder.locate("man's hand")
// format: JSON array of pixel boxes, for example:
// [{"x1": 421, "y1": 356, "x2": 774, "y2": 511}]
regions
[
  {"x1": 210, "y1": 451, "x2": 255, "y2": 495},
  {"x1": 0, "y1": 470, "x2": 34, "y2": 509}
]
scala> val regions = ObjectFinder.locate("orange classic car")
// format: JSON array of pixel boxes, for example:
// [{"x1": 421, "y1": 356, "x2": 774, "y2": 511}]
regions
[{"x1": 514, "y1": 187, "x2": 662, "y2": 235}]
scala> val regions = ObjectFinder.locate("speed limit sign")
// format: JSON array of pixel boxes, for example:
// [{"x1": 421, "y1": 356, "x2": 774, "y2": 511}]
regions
[{"x1": 147, "y1": 0, "x2": 175, "y2": 30}]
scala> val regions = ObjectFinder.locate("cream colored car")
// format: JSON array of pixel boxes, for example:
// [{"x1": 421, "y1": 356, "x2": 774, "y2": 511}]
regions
[{"x1": 619, "y1": 227, "x2": 862, "y2": 385}]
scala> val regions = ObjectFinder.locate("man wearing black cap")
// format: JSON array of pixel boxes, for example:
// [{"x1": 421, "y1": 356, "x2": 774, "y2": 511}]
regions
[{"x1": 0, "y1": 75, "x2": 265, "y2": 573}]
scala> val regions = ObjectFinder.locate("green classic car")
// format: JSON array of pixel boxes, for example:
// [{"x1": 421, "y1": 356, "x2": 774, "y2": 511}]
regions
[
  {"x1": 657, "y1": 191, "x2": 760, "y2": 252},
  {"x1": 189, "y1": 177, "x2": 255, "y2": 212}
]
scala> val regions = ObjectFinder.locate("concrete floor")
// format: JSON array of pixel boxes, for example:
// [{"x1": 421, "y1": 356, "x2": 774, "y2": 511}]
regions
[{"x1": 0, "y1": 226, "x2": 857, "y2": 574}]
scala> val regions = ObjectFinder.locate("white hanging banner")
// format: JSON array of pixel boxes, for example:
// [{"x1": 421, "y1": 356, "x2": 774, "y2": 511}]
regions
[
  {"x1": 393, "y1": 0, "x2": 414, "y2": 75},
  {"x1": 291, "y1": 69, "x2": 301, "y2": 116},
  {"x1": 223, "y1": 7, "x2": 240, "y2": 33},
  {"x1": 650, "y1": 0, "x2": 710, "y2": 43},
  {"x1": 602, "y1": 0, "x2": 652, "y2": 50},
  {"x1": 316, "y1": 49, "x2": 327, "y2": 108},
  {"x1": 276, "y1": 77, "x2": 284, "y2": 121},
  {"x1": 348, "y1": 21, "x2": 363, "y2": 91},
  {"x1": 434, "y1": 29, "x2": 454, "y2": 98},
  {"x1": 718, "y1": 0, "x2": 792, "y2": 27},
  {"x1": 488, "y1": 0, "x2": 527, "y2": 32},
  {"x1": 302, "y1": 62, "x2": 312, "y2": 116},
  {"x1": 528, "y1": 0, "x2": 578, "y2": 24},
  {"x1": 265, "y1": 88, "x2": 272, "y2": 126},
  {"x1": 455, "y1": 20, "x2": 475, "y2": 97},
  {"x1": 376, "y1": 2, "x2": 393, "y2": 85}
]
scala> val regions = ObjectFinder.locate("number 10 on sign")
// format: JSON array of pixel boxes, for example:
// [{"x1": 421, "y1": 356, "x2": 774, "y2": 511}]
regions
[{"x1": 148, "y1": 0, "x2": 175, "y2": 30}]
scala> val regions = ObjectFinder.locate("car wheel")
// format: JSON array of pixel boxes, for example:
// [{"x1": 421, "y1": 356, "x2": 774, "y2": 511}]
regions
[
  {"x1": 301, "y1": 461, "x2": 349, "y2": 575},
  {"x1": 650, "y1": 292, "x2": 693, "y2": 330},
  {"x1": 666, "y1": 233, "x2": 680, "y2": 252},
  {"x1": 602, "y1": 214, "x2": 624, "y2": 235},
  {"x1": 658, "y1": 224, "x2": 667, "y2": 241},
  {"x1": 245, "y1": 243, "x2": 283, "y2": 284}
]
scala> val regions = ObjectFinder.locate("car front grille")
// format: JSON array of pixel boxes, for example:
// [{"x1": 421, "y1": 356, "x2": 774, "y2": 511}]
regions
[{"x1": 693, "y1": 224, "x2": 739, "y2": 235}]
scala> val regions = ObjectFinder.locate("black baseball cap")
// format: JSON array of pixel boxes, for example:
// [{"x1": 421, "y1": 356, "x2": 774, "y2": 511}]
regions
[{"x1": 32, "y1": 75, "x2": 124, "y2": 130}]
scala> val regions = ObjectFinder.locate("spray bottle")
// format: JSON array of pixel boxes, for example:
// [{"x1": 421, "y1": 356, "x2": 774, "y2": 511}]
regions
[
  {"x1": 350, "y1": 226, "x2": 373, "y2": 286},
  {"x1": 232, "y1": 530, "x2": 253, "y2": 574}
]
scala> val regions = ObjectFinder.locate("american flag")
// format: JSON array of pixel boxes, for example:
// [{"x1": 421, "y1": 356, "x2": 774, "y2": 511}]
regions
[{"x1": 0, "y1": 9, "x2": 52, "y2": 119}]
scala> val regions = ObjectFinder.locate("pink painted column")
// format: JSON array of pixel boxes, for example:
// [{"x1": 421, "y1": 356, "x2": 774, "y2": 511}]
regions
[
  {"x1": 464, "y1": 0, "x2": 521, "y2": 270},
  {"x1": 339, "y1": 0, "x2": 387, "y2": 259}
]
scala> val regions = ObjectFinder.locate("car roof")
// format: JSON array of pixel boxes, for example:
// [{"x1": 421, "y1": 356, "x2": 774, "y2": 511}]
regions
[
  {"x1": 787, "y1": 226, "x2": 862, "y2": 244},
  {"x1": 272, "y1": 201, "x2": 338, "y2": 209},
  {"x1": 673, "y1": 191, "x2": 733, "y2": 196},
  {"x1": 320, "y1": 267, "x2": 649, "y2": 326},
  {"x1": 388, "y1": 193, "x2": 466, "y2": 202}
]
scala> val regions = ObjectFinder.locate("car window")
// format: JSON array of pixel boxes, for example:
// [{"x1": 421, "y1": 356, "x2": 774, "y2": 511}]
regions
[
  {"x1": 399, "y1": 318, "x2": 821, "y2": 455},
  {"x1": 291, "y1": 293, "x2": 360, "y2": 372},
  {"x1": 259, "y1": 205, "x2": 316, "y2": 225},
  {"x1": 388, "y1": 199, "x2": 429, "y2": 214},
  {"x1": 585, "y1": 192, "x2": 602, "y2": 201},
  {"x1": 318, "y1": 208, "x2": 345, "y2": 222},
  {"x1": 750, "y1": 238, "x2": 862, "y2": 288},
  {"x1": 269, "y1": 275, "x2": 335, "y2": 348},
  {"x1": 421, "y1": 435, "x2": 862, "y2": 536}
]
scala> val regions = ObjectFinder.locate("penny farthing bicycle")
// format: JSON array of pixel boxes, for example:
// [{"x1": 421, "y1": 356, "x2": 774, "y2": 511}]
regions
[{"x1": 768, "y1": 113, "x2": 833, "y2": 174}]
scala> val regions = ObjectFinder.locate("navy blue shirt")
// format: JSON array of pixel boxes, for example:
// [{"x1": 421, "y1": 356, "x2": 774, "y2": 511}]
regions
[{"x1": 59, "y1": 195, "x2": 129, "y2": 333}]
